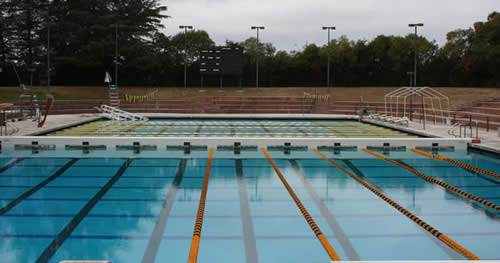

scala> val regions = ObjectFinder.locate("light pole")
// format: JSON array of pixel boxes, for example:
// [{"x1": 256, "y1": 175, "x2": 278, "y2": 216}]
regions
[
  {"x1": 113, "y1": 23, "x2": 120, "y2": 89},
  {"x1": 408, "y1": 23, "x2": 423, "y2": 87},
  {"x1": 251, "y1": 26, "x2": 265, "y2": 88},
  {"x1": 46, "y1": 21, "x2": 54, "y2": 94},
  {"x1": 409, "y1": 23, "x2": 423, "y2": 123},
  {"x1": 322, "y1": 26, "x2": 336, "y2": 89},
  {"x1": 179, "y1": 25, "x2": 193, "y2": 89},
  {"x1": 45, "y1": 0, "x2": 54, "y2": 94}
]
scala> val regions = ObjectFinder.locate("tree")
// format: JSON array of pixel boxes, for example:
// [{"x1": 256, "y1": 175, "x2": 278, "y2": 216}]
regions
[
  {"x1": 0, "y1": 4, "x2": 498, "y2": 87},
  {"x1": 171, "y1": 30, "x2": 215, "y2": 64},
  {"x1": 39, "y1": 0, "x2": 168, "y2": 84}
]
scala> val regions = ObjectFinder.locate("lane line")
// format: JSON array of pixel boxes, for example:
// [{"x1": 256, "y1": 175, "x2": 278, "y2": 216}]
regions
[
  {"x1": 290, "y1": 160, "x2": 360, "y2": 260},
  {"x1": 315, "y1": 149, "x2": 479, "y2": 260},
  {"x1": 141, "y1": 159, "x2": 187, "y2": 263},
  {"x1": 412, "y1": 148, "x2": 500, "y2": 180},
  {"x1": 35, "y1": 159, "x2": 133, "y2": 263},
  {"x1": 236, "y1": 159, "x2": 259, "y2": 263},
  {"x1": 363, "y1": 148, "x2": 499, "y2": 211},
  {"x1": 0, "y1": 158, "x2": 26, "y2": 174},
  {"x1": 395, "y1": 159, "x2": 499, "y2": 219},
  {"x1": 0, "y1": 159, "x2": 79, "y2": 216},
  {"x1": 342, "y1": 160, "x2": 462, "y2": 260},
  {"x1": 259, "y1": 124, "x2": 274, "y2": 137},
  {"x1": 261, "y1": 148, "x2": 341, "y2": 261},
  {"x1": 187, "y1": 148, "x2": 214, "y2": 263}
]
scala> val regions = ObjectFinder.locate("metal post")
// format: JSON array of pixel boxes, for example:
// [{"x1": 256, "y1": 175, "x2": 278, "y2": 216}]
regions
[
  {"x1": 115, "y1": 24, "x2": 119, "y2": 89},
  {"x1": 47, "y1": 23, "x2": 51, "y2": 94},
  {"x1": 256, "y1": 28, "x2": 260, "y2": 88},
  {"x1": 422, "y1": 95, "x2": 426, "y2": 130},
  {"x1": 180, "y1": 25, "x2": 193, "y2": 89},
  {"x1": 327, "y1": 29, "x2": 331, "y2": 88},
  {"x1": 475, "y1": 121, "x2": 479, "y2": 139},
  {"x1": 409, "y1": 23, "x2": 423, "y2": 122},
  {"x1": 184, "y1": 27, "x2": 188, "y2": 89},
  {"x1": 251, "y1": 26, "x2": 265, "y2": 88},
  {"x1": 413, "y1": 26, "x2": 418, "y2": 87},
  {"x1": 322, "y1": 26, "x2": 336, "y2": 91}
]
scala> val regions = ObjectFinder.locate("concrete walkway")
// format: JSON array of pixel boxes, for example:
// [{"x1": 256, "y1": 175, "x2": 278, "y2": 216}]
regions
[
  {"x1": 364, "y1": 118, "x2": 500, "y2": 154},
  {"x1": 10, "y1": 114, "x2": 100, "y2": 136},
  {"x1": 5, "y1": 113, "x2": 500, "y2": 153}
]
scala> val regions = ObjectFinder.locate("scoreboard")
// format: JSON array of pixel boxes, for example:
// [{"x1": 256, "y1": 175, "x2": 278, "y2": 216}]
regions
[{"x1": 199, "y1": 47, "x2": 244, "y2": 76}]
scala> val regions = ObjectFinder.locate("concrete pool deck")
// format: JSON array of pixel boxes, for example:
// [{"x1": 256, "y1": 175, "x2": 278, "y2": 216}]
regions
[{"x1": 5, "y1": 113, "x2": 500, "y2": 153}]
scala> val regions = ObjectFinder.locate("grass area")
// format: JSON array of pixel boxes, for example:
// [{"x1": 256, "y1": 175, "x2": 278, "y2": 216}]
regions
[{"x1": 1, "y1": 86, "x2": 499, "y2": 109}]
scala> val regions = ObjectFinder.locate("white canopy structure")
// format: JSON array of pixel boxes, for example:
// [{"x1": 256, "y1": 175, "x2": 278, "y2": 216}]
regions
[{"x1": 384, "y1": 87, "x2": 450, "y2": 124}]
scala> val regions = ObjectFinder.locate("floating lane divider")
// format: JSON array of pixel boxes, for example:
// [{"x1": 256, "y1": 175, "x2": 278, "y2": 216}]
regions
[
  {"x1": 363, "y1": 148, "x2": 499, "y2": 211},
  {"x1": 314, "y1": 149, "x2": 479, "y2": 260},
  {"x1": 411, "y1": 148, "x2": 500, "y2": 180},
  {"x1": 187, "y1": 148, "x2": 214, "y2": 263},
  {"x1": 261, "y1": 148, "x2": 341, "y2": 261}
]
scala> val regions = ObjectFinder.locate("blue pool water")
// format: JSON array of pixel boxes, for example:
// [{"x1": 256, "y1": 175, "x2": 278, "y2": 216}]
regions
[{"x1": 0, "y1": 150, "x2": 498, "y2": 262}]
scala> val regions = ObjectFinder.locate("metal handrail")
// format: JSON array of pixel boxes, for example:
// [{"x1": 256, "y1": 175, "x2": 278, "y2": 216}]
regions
[{"x1": 97, "y1": 105, "x2": 148, "y2": 121}]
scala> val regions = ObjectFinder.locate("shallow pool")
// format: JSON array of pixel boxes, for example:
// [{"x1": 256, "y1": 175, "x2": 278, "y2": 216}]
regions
[{"x1": 46, "y1": 119, "x2": 419, "y2": 138}]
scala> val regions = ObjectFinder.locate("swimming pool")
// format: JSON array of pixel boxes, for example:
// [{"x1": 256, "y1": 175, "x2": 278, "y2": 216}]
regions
[
  {"x1": 0, "y1": 148, "x2": 498, "y2": 262},
  {"x1": 45, "y1": 119, "x2": 420, "y2": 138}
]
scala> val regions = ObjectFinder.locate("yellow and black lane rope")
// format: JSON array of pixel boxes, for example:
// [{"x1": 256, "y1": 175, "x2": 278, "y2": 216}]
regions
[
  {"x1": 187, "y1": 148, "x2": 214, "y2": 263},
  {"x1": 364, "y1": 148, "x2": 499, "y2": 211},
  {"x1": 314, "y1": 149, "x2": 480, "y2": 260},
  {"x1": 412, "y1": 148, "x2": 500, "y2": 180},
  {"x1": 261, "y1": 148, "x2": 341, "y2": 261}
]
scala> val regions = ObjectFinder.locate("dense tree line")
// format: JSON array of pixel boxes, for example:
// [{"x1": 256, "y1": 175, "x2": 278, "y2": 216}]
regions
[{"x1": 0, "y1": 1, "x2": 498, "y2": 87}]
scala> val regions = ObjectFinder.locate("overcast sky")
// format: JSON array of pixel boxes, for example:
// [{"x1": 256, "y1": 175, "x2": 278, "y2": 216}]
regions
[{"x1": 160, "y1": 0, "x2": 499, "y2": 51}]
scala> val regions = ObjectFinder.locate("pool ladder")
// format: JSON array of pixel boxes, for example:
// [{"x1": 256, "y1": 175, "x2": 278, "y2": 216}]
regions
[
  {"x1": 447, "y1": 121, "x2": 479, "y2": 139},
  {"x1": 96, "y1": 105, "x2": 149, "y2": 121}
]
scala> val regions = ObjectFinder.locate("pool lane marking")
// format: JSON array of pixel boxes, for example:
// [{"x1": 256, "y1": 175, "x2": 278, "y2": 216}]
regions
[
  {"x1": 341, "y1": 159, "x2": 463, "y2": 260},
  {"x1": 187, "y1": 148, "x2": 214, "y2": 263},
  {"x1": 261, "y1": 148, "x2": 341, "y2": 261},
  {"x1": 314, "y1": 149, "x2": 480, "y2": 260},
  {"x1": 296, "y1": 128, "x2": 309, "y2": 136},
  {"x1": 229, "y1": 124, "x2": 236, "y2": 136},
  {"x1": 411, "y1": 148, "x2": 500, "y2": 180},
  {"x1": 141, "y1": 159, "x2": 187, "y2": 263},
  {"x1": 0, "y1": 158, "x2": 26, "y2": 174},
  {"x1": 259, "y1": 124, "x2": 274, "y2": 137},
  {"x1": 35, "y1": 159, "x2": 133, "y2": 263},
  {"x1": 289, "y1": 160, "x2": 360, "y2": 260},
  {"x1": 195, "y1": 125, "x2": 203, "y2": 135},
  {"x1": 0, "y1": 158, "x2": 79, "y2": 216},
  {"x1": 363, "y1": 148, "x2": 500, "y2": 211},
  {"x1": 236, "y1": 159, "x2": 259, "y2": 263},
  {"x1": 156, "y1": 123, "x2": 173, "y2": 135}
]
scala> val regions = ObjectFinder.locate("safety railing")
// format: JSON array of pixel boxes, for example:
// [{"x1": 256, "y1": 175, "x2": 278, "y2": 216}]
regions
[
  {"x1": 0, "y1": 122, "x2": 19, "y2": 136},
  {"x1": 448, "y1": 121, "x2": 479, "y2": 139},
  {"x1": 96, "y1": 105, "x2": 148, "y2": 121}
]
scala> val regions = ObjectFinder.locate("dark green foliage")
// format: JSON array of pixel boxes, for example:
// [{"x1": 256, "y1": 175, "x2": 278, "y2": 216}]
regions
[{"x1": 0, "y1": 3, "x2": 498, "y2": 87}]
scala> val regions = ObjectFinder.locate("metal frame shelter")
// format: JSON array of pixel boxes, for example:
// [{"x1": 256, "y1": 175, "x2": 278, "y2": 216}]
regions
[{"x1": 385, "y1": 87, "x2": 450, "y2": 125}]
